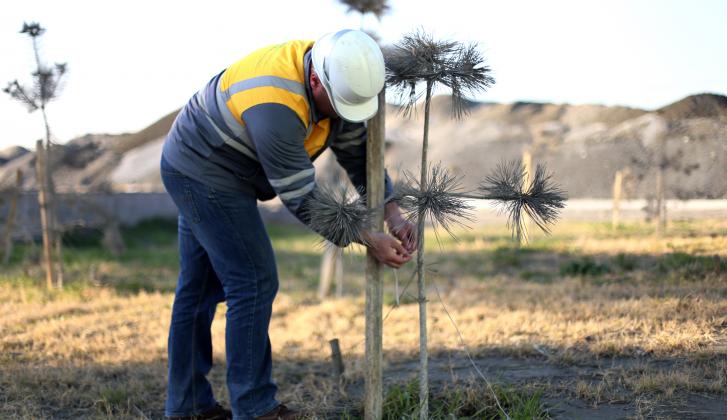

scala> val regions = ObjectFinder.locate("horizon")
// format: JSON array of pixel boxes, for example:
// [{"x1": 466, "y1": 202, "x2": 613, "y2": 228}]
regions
[
  {"x1": 2, "y1": 0, "x2": 726, "y2": 149},
  {"x1": 2, "y1": 91, "x2": 724, "y2": 151}
]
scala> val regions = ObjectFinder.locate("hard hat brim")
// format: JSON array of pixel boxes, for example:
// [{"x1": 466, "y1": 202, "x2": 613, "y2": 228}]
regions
[{"x1": 330, "y1": 91, "x2": 379, "y2": 123}]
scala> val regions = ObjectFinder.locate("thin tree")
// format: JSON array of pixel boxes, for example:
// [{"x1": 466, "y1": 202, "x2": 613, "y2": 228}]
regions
[
  {"x1": 311, "y1": 30, "x2": 565, "y2": 418},
  {"x1": 385, "y1": 30, "x2": 494, "y2": 420},
  {"x1": 4, "y1": 22, "x2": 67, "y2": 288}
]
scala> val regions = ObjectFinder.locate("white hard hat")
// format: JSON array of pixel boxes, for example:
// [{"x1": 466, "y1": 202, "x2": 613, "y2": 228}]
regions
[{"x1": 311, "y1": 29, "x2": 385, "y2": 123}]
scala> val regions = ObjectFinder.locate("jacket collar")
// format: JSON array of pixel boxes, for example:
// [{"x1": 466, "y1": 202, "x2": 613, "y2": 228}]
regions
[{"x1": 303, "y1": 50, "x2": 326, "y2": 124}]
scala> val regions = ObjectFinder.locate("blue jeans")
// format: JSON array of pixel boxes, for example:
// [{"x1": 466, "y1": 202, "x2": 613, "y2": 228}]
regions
[{"x1": 161, "y1": 156, "x2": 279, "y2": 419}]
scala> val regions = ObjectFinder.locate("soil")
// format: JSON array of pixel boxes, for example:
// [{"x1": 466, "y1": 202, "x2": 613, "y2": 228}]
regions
[{"x1": 339, "y1": 353, "x2": 727, "y2": 419}]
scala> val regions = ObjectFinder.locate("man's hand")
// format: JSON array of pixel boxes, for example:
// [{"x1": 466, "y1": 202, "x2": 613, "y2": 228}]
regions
[
  {"x1": 384, "y1": 202, "x2": 418, "y2": 253},
  {"x1": 361, "y1": 231, "x2": 412, "y2": 268}
]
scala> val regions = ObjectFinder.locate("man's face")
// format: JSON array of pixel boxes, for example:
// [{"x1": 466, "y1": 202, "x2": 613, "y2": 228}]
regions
[{"x1": 310, "y1": 70, "x2": 338, "y2": 119}]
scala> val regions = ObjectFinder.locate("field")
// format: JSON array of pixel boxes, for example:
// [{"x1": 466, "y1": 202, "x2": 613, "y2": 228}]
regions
[{"x1": 1, "y1": 219, "x2": 726, "y2": 419}]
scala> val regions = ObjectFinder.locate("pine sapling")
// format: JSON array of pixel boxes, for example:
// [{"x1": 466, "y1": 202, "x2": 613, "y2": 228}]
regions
[{"x1": 385, "y1": 30, "x2": 494, "y2": 419}]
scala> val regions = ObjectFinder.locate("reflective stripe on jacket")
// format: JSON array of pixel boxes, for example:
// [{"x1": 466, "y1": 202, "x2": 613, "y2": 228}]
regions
[{"x1": 201, "y1": 40, "x2": 331, "y2": 160}]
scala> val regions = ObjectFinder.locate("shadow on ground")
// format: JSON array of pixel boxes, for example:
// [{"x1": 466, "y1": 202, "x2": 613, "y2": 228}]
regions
[{"x1": 2, "y1": 345, "x2": 725, "y2": 419}]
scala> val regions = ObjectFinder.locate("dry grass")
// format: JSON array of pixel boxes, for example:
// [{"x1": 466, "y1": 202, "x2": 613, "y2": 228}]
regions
[{"x1": 0, "y1": 220, "x2": 725, "y2": 418}]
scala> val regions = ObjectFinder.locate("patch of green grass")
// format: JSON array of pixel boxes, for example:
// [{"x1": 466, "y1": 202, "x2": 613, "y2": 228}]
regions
[
  {"x1": 657, "y1": 252, "x2": 724, "y2": 280},
  {"x1": 491, "y1": 247, "x2": 522, "y2": 268},
  {"x1": 61, "y1": 226, "x2": 104, "y2": 248},
  {"x1": 353, "y1": 379, "x2": 551, "y2": 420},
  {"x1": 121, "y1": 217, "x2": 178, "y2": 247},
  {"x1": 97, "y1": 386, "x2": 129, "y2": 414},
  {"x1": 519, "y1": 270, "x2": 554, "y2": 283},
  {"x1": 113, "y1": 278, "x2": 162, "y2": 294},
  {"x1": 613, "y1": 253, "x2": 638, "y2": 272},
  {"x1": 559, "y1": 257, "x2": 611, "y2": 277}
]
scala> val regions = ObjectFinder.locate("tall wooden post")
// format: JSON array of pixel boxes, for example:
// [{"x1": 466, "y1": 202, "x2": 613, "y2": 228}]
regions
[
  {"x1": 612, "y1": 170, "x2": 623, "y2": 229},
  {"x1": 35, "y1": 140, "x2": 55, "y2": 289},
  {"x1": 364, "y1": 89, "x2": 385, "y2": 419}
]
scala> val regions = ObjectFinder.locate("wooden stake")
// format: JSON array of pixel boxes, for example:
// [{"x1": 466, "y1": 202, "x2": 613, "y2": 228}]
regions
[
  {"x1": 329, "y1": 338, "x2": 345, "y2": 379},
  {"x1": 612, "y1": 170, "x2": 623, "y2": 229},
  {"x1": 2, "y1": 169, "x2": 23, "y2": 264},
  {"x1": 318, "y1": 242, "x2": 343, "y2": 299},
  {"x1": 35, "y1": 140, "x2": 55, "y2": 289},
  {"x1": 364, "y1": 89, "x2": 386, "y2": 420}
]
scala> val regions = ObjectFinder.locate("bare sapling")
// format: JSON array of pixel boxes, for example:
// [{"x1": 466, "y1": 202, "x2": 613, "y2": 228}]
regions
[
  {"x1": 4, "y1": 22, "x2": 67, "y2": 288},
  {"x1": 385, "y1": 30, "x2": 494, "y2": 419}
]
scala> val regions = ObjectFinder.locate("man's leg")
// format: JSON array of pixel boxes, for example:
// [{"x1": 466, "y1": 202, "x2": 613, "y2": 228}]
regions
[
  {"x1": 184, "y1": 187, "x2": 280, "y2": 420},
  {"x1": 165, "y1": 214, "x2": 225, "y2": 417},
  {"x1": 162, "y1": 158, "x2": 226, "y2": 417}
]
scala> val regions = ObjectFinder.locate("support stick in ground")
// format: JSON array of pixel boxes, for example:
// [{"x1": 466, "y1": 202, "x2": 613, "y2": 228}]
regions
[
  {"x1": 329, "y1": 338, "x2": 345, "y2": 379},
  {"x1": 364, "y1": 89, "x2": 385, "y2": 420}
]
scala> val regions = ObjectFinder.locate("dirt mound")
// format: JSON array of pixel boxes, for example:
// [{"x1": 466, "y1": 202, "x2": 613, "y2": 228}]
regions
[
  {"x1": 0, "y1": 146, "x2": 30, "y2": 166},
  {"x1": 113, "y1": 109, "x2": 179, "y2": 153},
  {"x1": 657, "y1": 93, "x2": 727, "y2": 121},
  {"x1": 2, "y1": 93, "x2": 726, "y2": 198}
]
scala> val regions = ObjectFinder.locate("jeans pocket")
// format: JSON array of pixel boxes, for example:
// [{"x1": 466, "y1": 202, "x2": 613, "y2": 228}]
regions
[{"x1": 183, "y1": 181, "x2": 202, "y2": 224}]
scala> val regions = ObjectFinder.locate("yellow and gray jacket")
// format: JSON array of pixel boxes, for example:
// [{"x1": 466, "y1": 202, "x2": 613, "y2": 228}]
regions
[{"x1": 162, "y1": 40, "x2": 392, "y2": 242}]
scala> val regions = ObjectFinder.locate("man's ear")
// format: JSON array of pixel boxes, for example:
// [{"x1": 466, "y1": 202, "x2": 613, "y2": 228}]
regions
[{"x1": 310, "y1": 70, "x2": 321, "y2": 88}]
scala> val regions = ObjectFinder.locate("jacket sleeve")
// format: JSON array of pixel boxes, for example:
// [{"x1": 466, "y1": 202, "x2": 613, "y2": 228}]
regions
[
  {"x1": 330, "y1": 120, "x2": 393, "y2": 201},
  {"x1": 242, "y1": 103, "x2": 316, "y2": 217},
  {"x1": 242, "y1": 103, "x2": 334, "y2": 237}
]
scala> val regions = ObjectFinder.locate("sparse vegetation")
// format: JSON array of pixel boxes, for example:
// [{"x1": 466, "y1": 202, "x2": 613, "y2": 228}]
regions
[{"x1": 0, "y1": 219, "x2": 725, "y2": 418}]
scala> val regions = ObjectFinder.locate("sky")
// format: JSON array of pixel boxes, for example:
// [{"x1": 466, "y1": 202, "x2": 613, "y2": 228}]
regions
[{"x1": 1, "y1": 0, "x2": 726, "y2": 149}]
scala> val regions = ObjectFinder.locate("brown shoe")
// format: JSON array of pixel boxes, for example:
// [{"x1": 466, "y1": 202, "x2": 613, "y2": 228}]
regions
[
  {"x1": 167, "y1": 403, "x2": 232, "y2": 420},
  {"x1": 254, "y1": 404, "x2": 302, "y2": 420}
]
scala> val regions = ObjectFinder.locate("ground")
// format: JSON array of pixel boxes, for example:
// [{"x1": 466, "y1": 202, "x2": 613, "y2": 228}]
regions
[{"x1": 0, "y1": 219, "x2": 725, "y2": 419}]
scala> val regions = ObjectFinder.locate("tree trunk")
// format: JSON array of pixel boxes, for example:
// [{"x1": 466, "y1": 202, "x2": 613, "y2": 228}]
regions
[
  {"x1": 35, "y1": 140, "x2": 55, "y2": 289},
  {"x1": 364, "y1": 89, "x2": 386, "y2": 420},
  {"x1": 416, "y1": 81, "x2": 433, "y2": 420},
  {"x1": 46, "y1": 144, "x2": 63, "y2": 288}
]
